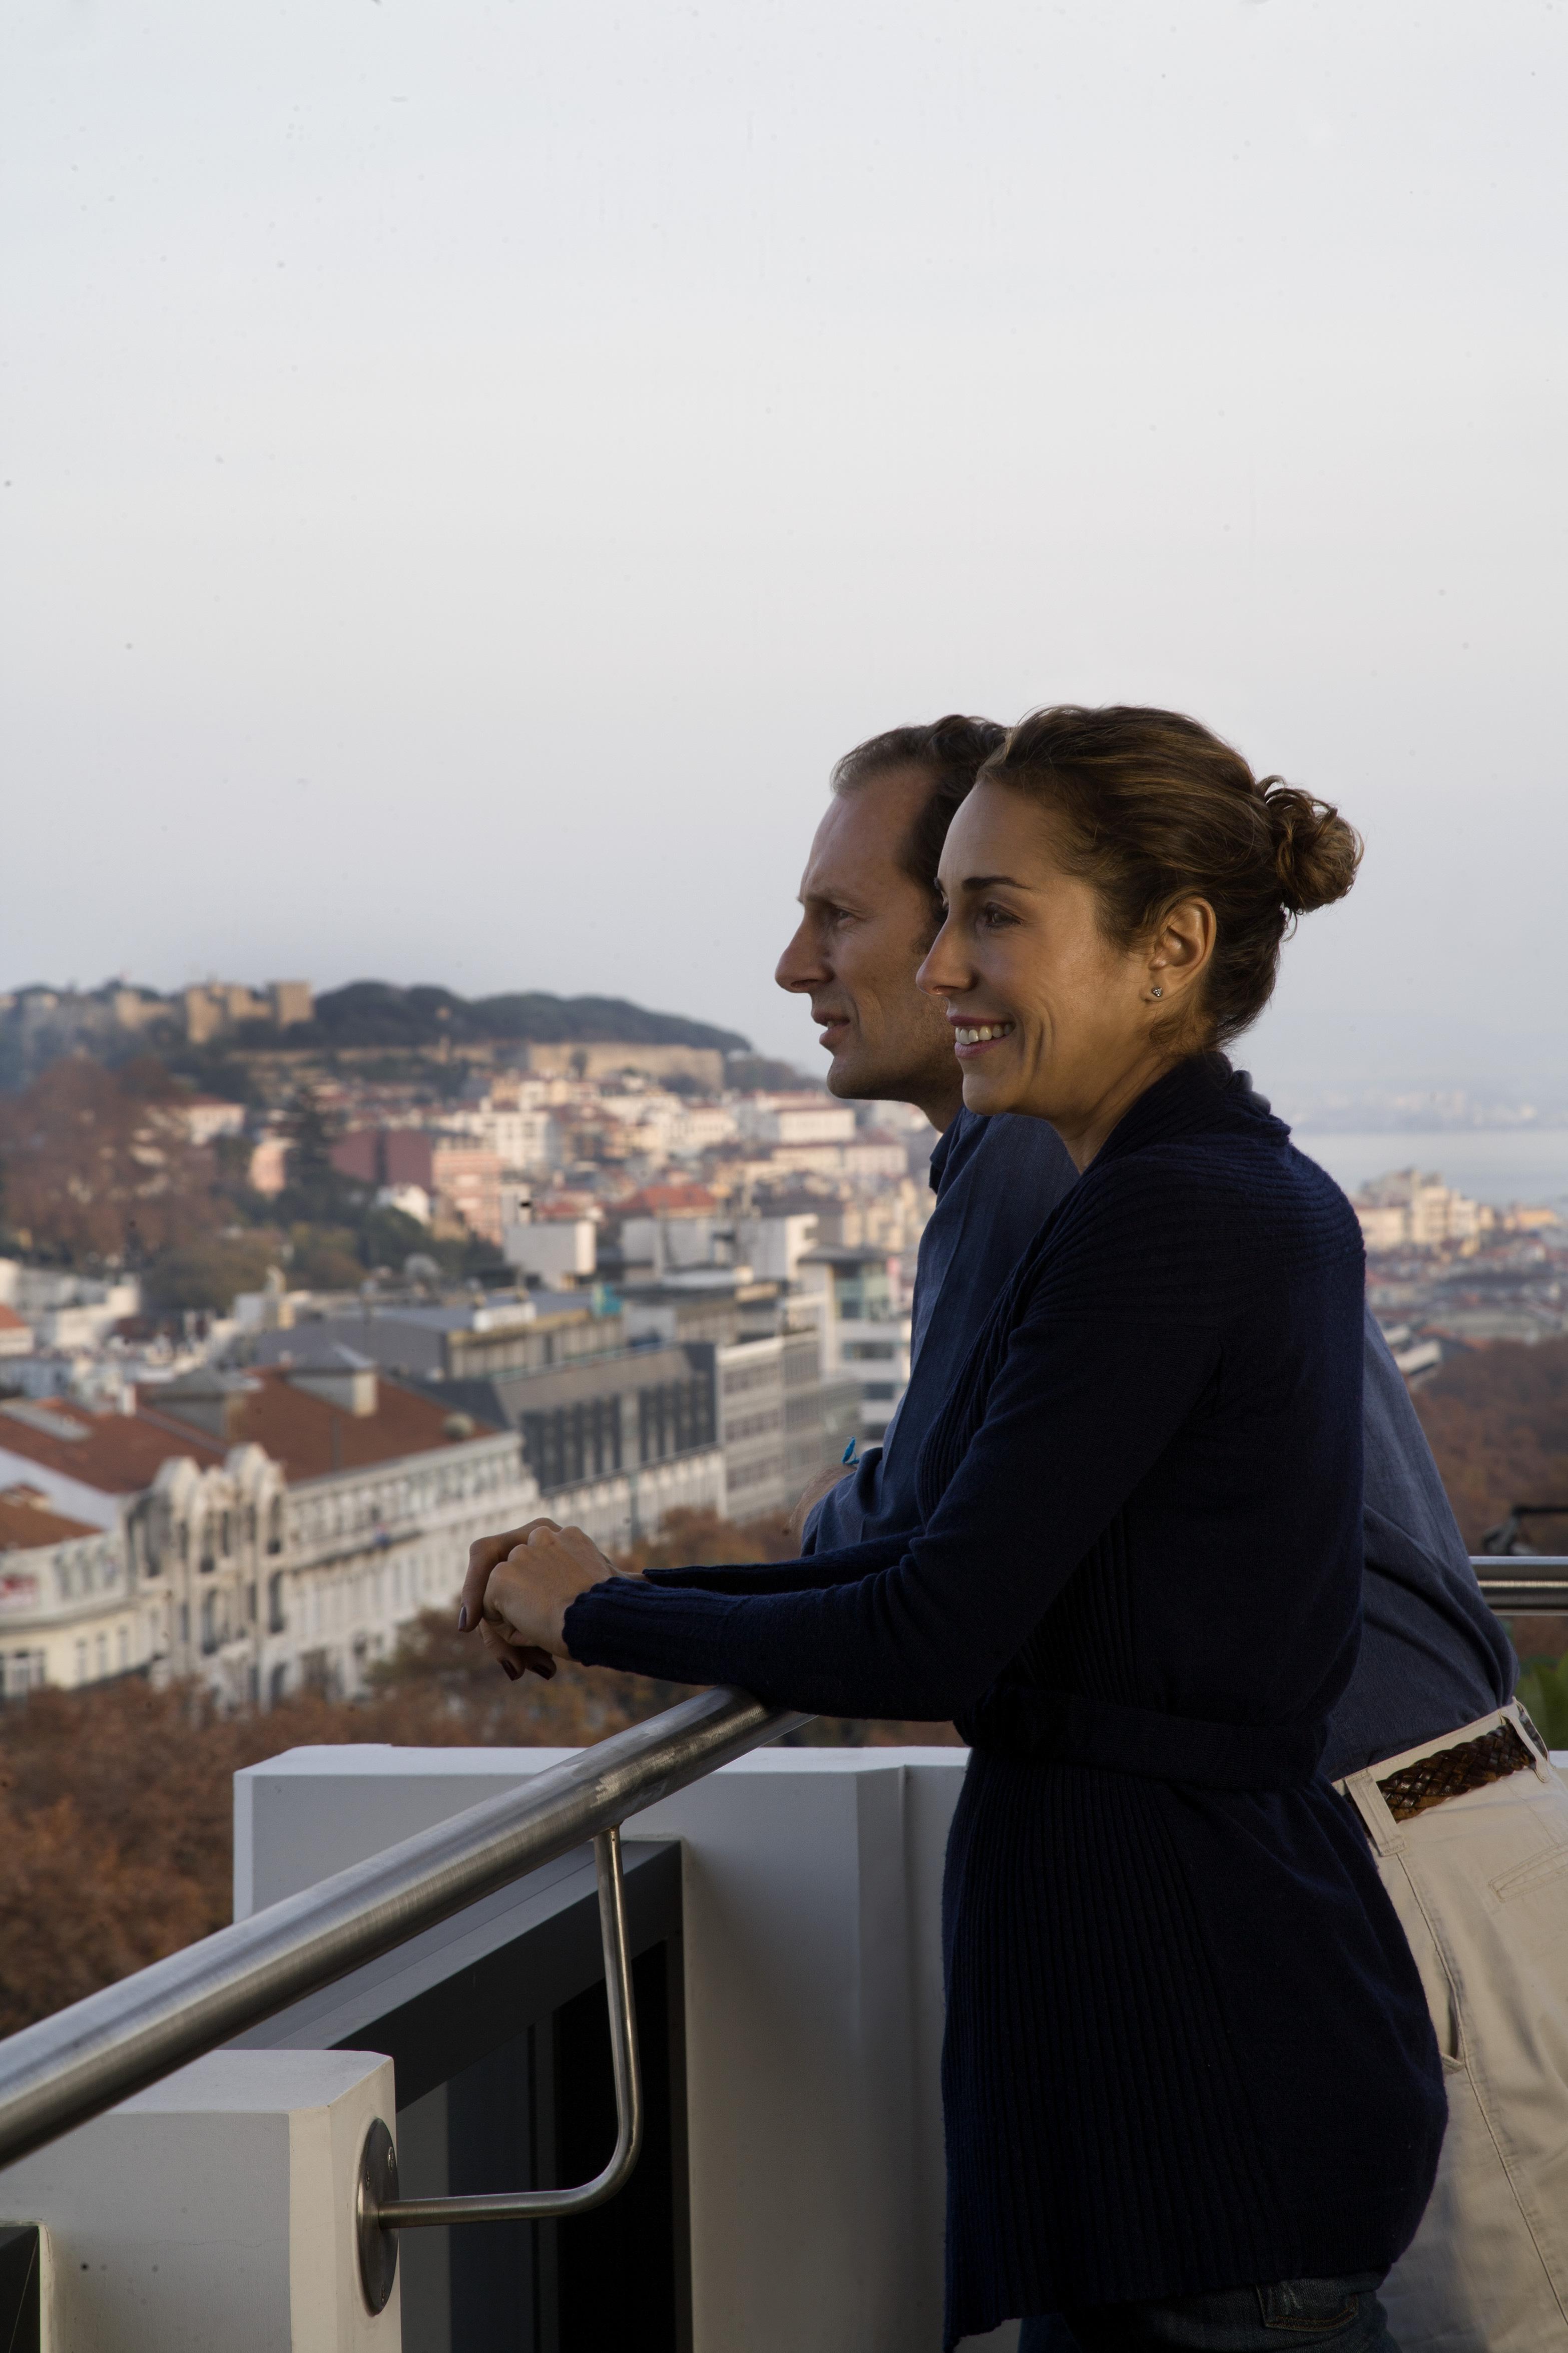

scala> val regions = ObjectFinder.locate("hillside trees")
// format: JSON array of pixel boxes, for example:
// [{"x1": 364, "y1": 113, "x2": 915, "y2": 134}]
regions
[
  {"x1": 0, "y1": 1057, "x2": 219, "y2": 1264},
  {"x1": 1413, "y1": 1337, "x2": 1568, "y2": 1553}
]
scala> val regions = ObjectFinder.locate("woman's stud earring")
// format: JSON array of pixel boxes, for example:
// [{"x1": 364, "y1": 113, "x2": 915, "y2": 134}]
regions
[{"x1": 1150, "y1": 984, "x2": 1164, "y2": 1000}]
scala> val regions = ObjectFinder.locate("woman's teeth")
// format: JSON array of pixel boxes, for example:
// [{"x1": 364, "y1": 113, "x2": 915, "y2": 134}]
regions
[{"x1": 955, "y1": 1023, "x2": 1013, "y2": 1044}]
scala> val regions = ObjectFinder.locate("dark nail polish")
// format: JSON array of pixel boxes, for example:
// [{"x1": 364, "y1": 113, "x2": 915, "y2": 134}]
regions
[
  {"x1": 457, "y1": 1605, "x2": 469, "y2": 1632},
  {"x1": 501, "y1": 1658, "x2": 522, "y2": 1681}
]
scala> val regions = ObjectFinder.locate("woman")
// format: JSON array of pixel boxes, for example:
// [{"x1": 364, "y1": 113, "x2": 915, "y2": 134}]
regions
[{"x1": 462, "y1": 706, "x2": 1446, "y2": 2352}]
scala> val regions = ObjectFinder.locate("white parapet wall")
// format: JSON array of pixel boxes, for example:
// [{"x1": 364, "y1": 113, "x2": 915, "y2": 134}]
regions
[
  {"x1": 235, "y1": 1740, "x2": 983, "y2": 2353},
  {"x1": 0, "y1": 2047, "x2": 398, "y2": 2353}
]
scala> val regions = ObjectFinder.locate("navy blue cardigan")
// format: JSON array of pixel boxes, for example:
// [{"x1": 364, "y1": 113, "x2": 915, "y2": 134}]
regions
[{"x1": 566, "y1": 1058, "x2": 1446, "y2": 2334}]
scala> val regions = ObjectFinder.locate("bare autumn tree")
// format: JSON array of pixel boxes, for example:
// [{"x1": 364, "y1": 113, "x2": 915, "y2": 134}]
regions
[
  {"x1": 0, "y1": 1649, "x2": 679, "y2": 2036},
  {"x1": 1414, "y1": 1336, "x2": 1568, "y2": 1553},
  {"x1": 616, "y1": 1504, "x2": 781, "y2": 1573},
  {"x1": 0, "y1": 1578, "x2": 956, "y2": 2035},
  {"x1": 0, "y1": 1056, "x2": 219, "y2": 1263}
]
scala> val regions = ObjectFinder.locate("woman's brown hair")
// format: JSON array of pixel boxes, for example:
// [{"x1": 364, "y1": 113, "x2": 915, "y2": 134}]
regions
[{"x1": 979, "y1": 705, "x2": 1361, "y2": 1050}]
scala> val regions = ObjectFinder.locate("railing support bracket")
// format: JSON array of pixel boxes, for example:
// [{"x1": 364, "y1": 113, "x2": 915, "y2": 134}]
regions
[
  {"x1": 356, "y1": 1825, "x2": 645, "y2": 2306},
  {"x1": 356, "y1": 2118, "x2": 400, "y2": 2314}
]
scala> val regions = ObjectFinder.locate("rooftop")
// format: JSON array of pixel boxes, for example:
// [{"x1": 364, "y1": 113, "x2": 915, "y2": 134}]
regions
[
  {"x1": 0, "y1": 1481, "x2": 100, "y2": 1548},
  {"x1": 0, "y1": 1368, "x2": 498, "y2": 1494},
  {"x1": 0, "y1": 1394, "x2": 219, "y2": 1492}
]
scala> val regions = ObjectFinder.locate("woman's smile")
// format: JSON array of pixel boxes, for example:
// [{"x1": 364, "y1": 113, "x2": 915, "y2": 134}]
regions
[{"x1": 950, "y1": 1017, "x2": 1016, "y2": 1060}]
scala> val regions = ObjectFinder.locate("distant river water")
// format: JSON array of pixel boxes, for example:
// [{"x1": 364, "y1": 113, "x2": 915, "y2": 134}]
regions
[{"x1": 1292, "y1": 1129, "x2": 1568, "y2": 1212}]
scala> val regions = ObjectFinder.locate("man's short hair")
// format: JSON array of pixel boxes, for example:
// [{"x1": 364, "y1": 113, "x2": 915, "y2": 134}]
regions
[{"x1": 831, "y1": 715, "x2": 1006, "y2": 904}]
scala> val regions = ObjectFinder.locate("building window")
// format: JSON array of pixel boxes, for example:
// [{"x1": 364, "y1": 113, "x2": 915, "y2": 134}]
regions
[
  {"x1": 201, "y1": 1594, "x2": 218, "y2": 1655},
  {"x1": 267, "y1": 1500, "x2": 284, "y2": 1555},
  {"x1": 268, "y1": 1572, "x2": 287, "y2": 1634},
  {"x1": 75, "y1": 1641, "x2": 88, "y2": 1687}
]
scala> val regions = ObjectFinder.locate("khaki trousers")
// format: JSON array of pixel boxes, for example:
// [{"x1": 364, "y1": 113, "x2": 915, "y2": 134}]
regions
[{"x1": 1339, "y1": 1704, "x2": 1568, "y2": 2351}]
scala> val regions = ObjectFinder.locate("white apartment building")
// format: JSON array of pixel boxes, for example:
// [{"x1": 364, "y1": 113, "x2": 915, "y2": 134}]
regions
[
  {"x1": 501, "y1": 1216, "x2": 598, "y2": 1286},
  {"x1": 0, "y1": 1482, "x2": 142, "y2": 1700},
  {"x1": 442, "y1": 1100, "x2": 560, "y2": 1173},
  {"x1": 594, "y1": 1093, "x2": 740, "y2": 1162},
  {"x1": 796, "y1": 1246, "x2": 913, "y2": 1442},
  {"x1": 736, "y1": 1096, "x2": 858, "y2": 1147},
  {"x1": 529, "y1": 1445, "x2": 728, "y2": 1554},
  {"x1": 1352, "y1": 1169, "x2": 1490, "y2": 1252},
  {"x1": 0, "y1": 1366, "x2": 539, "y2": 1710},
  {"x1": 716, "y1": 1335, "x2": 789, "y2": 1522},
  {"x1": 733, "y1": 1211, "x2": 822, "y2": 1286},
  {"x1": 0, "y1": 1262, "x2": 142, "y2": 1351}
]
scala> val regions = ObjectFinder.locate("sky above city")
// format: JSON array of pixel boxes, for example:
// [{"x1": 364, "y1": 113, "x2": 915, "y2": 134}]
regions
[{"x1": 4, "y1": 0, "x2": 1565, "y2": 1100}]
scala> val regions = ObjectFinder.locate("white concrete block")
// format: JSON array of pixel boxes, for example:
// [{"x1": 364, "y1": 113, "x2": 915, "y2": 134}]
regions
[
  {"x1": 235, "y1": 1741, "x2": 970, "y2": 2353},
  {"x1": 0, "y1": 2047, "x2": 399, "y2": 2353}
]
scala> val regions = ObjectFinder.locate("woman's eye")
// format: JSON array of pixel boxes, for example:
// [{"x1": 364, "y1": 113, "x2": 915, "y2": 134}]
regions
[{"x1": 978, "y1": 902, "x2": 1017, "y2": 930}]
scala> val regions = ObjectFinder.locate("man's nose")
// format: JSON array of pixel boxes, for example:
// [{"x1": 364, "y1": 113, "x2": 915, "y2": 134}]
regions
[{"x1": 776, "y1": 918, "x2": 827, "y2": 994}]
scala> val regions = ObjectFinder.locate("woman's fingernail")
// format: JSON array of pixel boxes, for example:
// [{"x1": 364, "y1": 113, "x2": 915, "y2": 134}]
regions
[
  {"x1": 457, "y1": 1605, "x2": 469, "y2": 1632},
  {"x1": 501, "y1": 1658, "x2": 522, "y2": 1682}
]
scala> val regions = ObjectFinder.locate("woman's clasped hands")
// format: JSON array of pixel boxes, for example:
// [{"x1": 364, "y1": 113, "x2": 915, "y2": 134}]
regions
[{"x1": 456, "y1": 1519, "x2": 632, "y2": 1682}]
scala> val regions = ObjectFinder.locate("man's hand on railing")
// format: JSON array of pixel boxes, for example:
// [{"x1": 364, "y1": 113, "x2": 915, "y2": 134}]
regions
[{"x1": 459, "y1": 1521, "x2": 638, "y2": 1680}]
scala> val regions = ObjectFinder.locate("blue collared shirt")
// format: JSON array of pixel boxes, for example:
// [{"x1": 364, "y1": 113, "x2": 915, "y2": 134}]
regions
[{"x1": 807, "y1": 1098, "x2": 1514, "y2": 1777}]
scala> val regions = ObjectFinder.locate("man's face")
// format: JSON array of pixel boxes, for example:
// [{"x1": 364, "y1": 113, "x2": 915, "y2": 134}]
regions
[{"x1": 775, "y1": 763, "x2": 961, "y2": 1113}]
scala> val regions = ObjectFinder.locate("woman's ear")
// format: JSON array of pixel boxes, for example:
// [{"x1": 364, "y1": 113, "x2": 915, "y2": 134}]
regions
[{"x1": 1147, "y1": 897, "x2": 1215, "y2": 1003}]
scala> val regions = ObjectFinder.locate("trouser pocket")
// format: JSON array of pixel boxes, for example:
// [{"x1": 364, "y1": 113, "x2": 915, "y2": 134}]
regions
[{"x1": 1258, "y1": 2275, "x2": 1378, "y2": 2333}]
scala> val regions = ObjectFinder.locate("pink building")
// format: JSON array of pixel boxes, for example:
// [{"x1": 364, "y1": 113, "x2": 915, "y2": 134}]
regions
[{"x1": 330, "y1": 1130, "x2": 503, "y2": 1242}]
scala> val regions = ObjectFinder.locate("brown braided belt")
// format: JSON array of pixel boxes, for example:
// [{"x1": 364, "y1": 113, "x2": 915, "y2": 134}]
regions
[{"x1": 1377, "y1": 1716, "x2": 1541, "y2": 1825}]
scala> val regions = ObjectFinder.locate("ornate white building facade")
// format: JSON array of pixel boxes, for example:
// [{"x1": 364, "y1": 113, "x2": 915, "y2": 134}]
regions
[{"x1": 0, "y1": 1381, "x2": 540, "y2": 1709}]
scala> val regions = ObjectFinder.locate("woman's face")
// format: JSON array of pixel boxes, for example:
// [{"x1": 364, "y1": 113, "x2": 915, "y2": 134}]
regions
[{"x1": 917, "y1": 780, "x2": 1202, "y2": 1150}]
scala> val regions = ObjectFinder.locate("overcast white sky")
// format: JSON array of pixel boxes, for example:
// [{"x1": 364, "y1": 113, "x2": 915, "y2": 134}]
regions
[{"x1": 3, "y1": 0, "x2": 1564, "y2": 1096}]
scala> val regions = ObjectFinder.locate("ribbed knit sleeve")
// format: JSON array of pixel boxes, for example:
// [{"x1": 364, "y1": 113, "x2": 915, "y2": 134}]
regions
[
  {"x1": 637, "y1": 1529, "x2": 913, "y2": 1595},
  {"x1": 566, "y1": 1161, "x2": 1229, "y2": 1718}
]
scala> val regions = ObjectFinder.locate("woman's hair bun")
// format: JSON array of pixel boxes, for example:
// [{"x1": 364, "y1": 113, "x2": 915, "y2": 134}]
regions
[{"x1": 1259, "y1": 780, "x2": 1363, "y2": 914}]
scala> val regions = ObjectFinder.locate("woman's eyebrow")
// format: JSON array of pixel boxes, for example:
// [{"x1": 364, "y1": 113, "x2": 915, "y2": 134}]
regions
[{"x1": 957, "y1": 872, "x2": 1033, "y2": 892}]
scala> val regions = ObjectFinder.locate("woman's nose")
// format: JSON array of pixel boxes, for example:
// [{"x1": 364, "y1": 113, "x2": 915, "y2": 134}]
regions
[{"x1": 916, "y1": 916, "x2": 966, "y2": 999}]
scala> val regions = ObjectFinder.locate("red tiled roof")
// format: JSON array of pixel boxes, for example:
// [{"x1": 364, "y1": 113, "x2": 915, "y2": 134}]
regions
[
  {"x1": 208, "y1": 1367, "x2": 497, "y2": 1484},
  {"x1": 0, "y1": 1484, "x2": 100, "y2": 1546},
  {"x1": 0, "y1": 1372, "x2": 497, "y2": 1496},
  {"x1": 0, "y1": 1305, "x2": 30, "y2": 1334},
  {"x1": 617, "y1": 1184, "x2": 716, "y2": 1217},
  {"x1": 0, "y1": 1396, "x2": 223, "y2": 1492}
]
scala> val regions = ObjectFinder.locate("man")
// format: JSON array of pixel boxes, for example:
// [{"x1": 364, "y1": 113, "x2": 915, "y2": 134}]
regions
[{"x1": 776, "y1": 716, "x2": 1568, "y2": 2350}]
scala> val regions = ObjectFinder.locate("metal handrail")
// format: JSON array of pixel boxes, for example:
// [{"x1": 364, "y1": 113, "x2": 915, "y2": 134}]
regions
[
  {"x1": 0, "y1": 1687, "x2": 804, "y2": 2179},
  {"x1": 1471, "y1": 1556, "x2": 1568, "y2": 1613}
]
